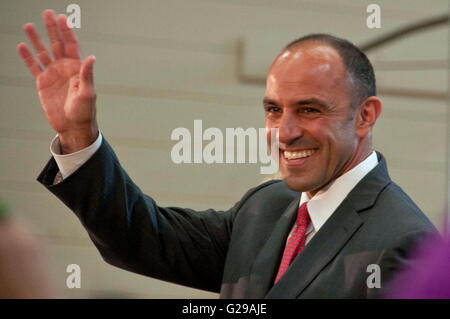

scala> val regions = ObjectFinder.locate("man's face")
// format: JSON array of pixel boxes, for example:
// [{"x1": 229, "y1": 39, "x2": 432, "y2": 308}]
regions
[{"x1": 264, "y1": 43, "x2": 361, "y2": 195}]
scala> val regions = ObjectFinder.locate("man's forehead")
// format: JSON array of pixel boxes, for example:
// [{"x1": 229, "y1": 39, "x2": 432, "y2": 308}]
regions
[
  {"x1": 278, "y1": 43, "x2": 339, "y2": 61},
  {"x1": 271, "y1": 43, "x2": 343, "y2": 74},
  {"x1": 268, "y1": 43, "x2": 347, "y2": 86}
]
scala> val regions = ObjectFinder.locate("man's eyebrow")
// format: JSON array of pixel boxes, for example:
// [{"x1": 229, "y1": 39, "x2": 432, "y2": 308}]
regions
[
  {"x1": 296, "y1": 98, "x2": 329, "y2": 108},
  {"x1": 263, "y1": 97, "x2": 329, "y2": 108},
  {"x1": 262, "y1": 97, "x2": 277, "y2": 105}
]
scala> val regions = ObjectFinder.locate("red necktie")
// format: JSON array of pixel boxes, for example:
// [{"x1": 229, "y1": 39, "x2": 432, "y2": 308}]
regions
[{"x1": 275, "y1": 202, "x2": 311, "y2": 283}]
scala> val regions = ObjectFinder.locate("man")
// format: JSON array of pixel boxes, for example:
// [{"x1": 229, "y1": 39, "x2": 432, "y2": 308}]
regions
[{"x1": 18, "y1": 10, "x2": 436, "y2": 298}]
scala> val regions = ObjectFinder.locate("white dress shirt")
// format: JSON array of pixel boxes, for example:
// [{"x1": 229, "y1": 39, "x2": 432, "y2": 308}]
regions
[{"x1": 50, "y1": 132, "x2": 103, "y2": 180}]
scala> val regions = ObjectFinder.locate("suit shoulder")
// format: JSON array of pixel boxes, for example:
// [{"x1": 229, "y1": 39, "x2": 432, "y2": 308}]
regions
[
  {"x1": 248, "y1": 179, "x2": 299, "y2": 203},
  {"x1": 231, "y1": 179, "x2": 298, "y2": 218},
  {"x1": 365, "y1": 180, "x2": 437, "y2": 236}
]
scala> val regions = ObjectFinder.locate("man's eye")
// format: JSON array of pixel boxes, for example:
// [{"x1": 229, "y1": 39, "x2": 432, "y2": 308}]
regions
[
  {"x1": 302, "y1": 107, "x2": 319, "y2": 113},
  {"x1": 265, "y1": 106, "x2": 281, "y2": 113}
]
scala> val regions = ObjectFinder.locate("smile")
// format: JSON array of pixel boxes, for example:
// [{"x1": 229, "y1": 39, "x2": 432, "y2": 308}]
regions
[{"x1": 283, "y1": 149, "x2": 316, "y2": 160}]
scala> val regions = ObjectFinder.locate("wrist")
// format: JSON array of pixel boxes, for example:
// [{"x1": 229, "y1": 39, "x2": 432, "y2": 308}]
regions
[{"x1": 58, "y1": 127, "x2": 99, "y2": 154}]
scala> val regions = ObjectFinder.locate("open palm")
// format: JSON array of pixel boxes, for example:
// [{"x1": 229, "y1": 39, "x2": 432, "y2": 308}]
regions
[{"x1": 17, "y1": 10, "x2": 97, "y2": 146}]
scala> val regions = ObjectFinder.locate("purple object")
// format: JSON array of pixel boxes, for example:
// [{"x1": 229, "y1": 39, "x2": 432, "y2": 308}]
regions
[{"x1": 386, "y1": 233, "x2": 450, "y2": 299}]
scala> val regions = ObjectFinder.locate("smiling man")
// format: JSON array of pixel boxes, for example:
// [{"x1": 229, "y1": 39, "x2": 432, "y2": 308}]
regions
[
  {"x1": 20, "y1": 10, "x2": 436, "y2": 298},
  {"x1": 265, "y1": 37, "x2": 379, "y2": 196}
]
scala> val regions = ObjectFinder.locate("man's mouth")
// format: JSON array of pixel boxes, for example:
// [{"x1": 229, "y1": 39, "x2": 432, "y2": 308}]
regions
[{"x1": 283, "y1": 149, "x2": 317, "y2": 160}]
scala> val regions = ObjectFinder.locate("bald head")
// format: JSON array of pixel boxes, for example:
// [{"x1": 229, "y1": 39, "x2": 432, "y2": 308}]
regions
[
  {"x1": 276, "y1": 34, "x2": 376, "y2": 108},
  {"x1": 267, "y1": 42, "x2": 354, "y2": 117}
]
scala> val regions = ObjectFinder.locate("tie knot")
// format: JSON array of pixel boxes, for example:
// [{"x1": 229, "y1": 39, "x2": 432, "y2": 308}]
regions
[{"x1": 296, "y1": 202, "x2": 311, "y2": 226}]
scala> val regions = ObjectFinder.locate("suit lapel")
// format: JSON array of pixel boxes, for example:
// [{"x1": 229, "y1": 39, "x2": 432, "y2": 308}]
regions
[
  {"x1": 245, "y1": 197, "x2": 300, "y2": 298},
  {"x1": 266, "y1": 201, "x2": 363, "y2": 298}
]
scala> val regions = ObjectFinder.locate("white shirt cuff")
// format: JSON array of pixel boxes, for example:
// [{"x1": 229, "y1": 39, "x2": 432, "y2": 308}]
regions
[{"x1": 50, "y1": 132, "x2": 103, "y2": 179}]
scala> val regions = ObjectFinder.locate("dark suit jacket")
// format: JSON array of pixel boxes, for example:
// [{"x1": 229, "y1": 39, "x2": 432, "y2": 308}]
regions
[{"x1": 37, "y1": 137, "x2": 437, "y2": 298}]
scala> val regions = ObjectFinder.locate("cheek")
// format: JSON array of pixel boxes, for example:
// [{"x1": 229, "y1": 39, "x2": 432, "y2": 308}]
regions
[
  {"x1": 326, "y1": 122, "x2": 358, "y2": 156},
  {"x1": 307, "y1": 121, "x2": 352, "y2": 163},
  {"x1": 305, "y1": 120, "x2": 332, "y2": 145}
]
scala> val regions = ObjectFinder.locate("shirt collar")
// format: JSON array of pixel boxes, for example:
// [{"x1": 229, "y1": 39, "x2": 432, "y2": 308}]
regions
[{"x1": 300, "y1": 151, "x2": 378, "y2": 233}]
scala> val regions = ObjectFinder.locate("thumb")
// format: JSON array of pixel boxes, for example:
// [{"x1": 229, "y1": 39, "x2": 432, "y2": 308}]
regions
[{"x1": 79, "y1": 55, "x2": 96, "y2": 93}]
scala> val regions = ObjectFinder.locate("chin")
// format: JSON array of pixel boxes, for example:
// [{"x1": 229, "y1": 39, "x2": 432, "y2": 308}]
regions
[{"x1": 283, "y1": 175, "x2": 316, "y2": 193}]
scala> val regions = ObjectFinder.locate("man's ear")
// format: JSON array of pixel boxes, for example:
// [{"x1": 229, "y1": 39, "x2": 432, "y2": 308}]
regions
[{"x1": 355, "y1": 96, "x2": 382, "y2": 138}]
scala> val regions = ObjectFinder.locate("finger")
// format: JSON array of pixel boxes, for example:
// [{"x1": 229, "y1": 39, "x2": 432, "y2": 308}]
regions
[
  {"x1": 17, "y1": 42, "x2": 42, "y2": 77},
  {"x1": 43, "y1": 9, "x2": 64, "y2": 59},
  {"x1": 80, "y1": 55, "x2": 96, "y2": 93},
  {"x1": 23, "y1": 23, "x2": 52, "y2": 66},
  {"x1": 56, "y1": 14, "x2": 80, "y2": 60}
]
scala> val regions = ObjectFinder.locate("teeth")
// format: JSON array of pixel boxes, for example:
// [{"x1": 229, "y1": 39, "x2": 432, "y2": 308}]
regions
[{"x1": 284, "y1": 149, "x2": 315, "y2": 160}]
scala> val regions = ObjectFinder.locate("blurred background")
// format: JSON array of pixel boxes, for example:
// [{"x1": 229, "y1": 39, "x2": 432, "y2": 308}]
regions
[{"x1": 0, "y1": 0, "x2": 448, "y2": 298}]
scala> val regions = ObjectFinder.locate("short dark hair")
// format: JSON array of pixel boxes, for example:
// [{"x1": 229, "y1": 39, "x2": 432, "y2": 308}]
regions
[{"x1": 284, "y1": 34, "x2": 376, "y2": 106}]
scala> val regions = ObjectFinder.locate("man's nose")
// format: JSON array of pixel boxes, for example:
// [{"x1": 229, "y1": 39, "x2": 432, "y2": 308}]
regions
[{"x1": 278, "y1": 114, "x2": 304, "y2": 145}]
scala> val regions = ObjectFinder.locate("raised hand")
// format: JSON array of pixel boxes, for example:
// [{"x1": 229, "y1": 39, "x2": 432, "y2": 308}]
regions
[{"x1": 17, "y1": 10, "x2": 98, "y2": 154}]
